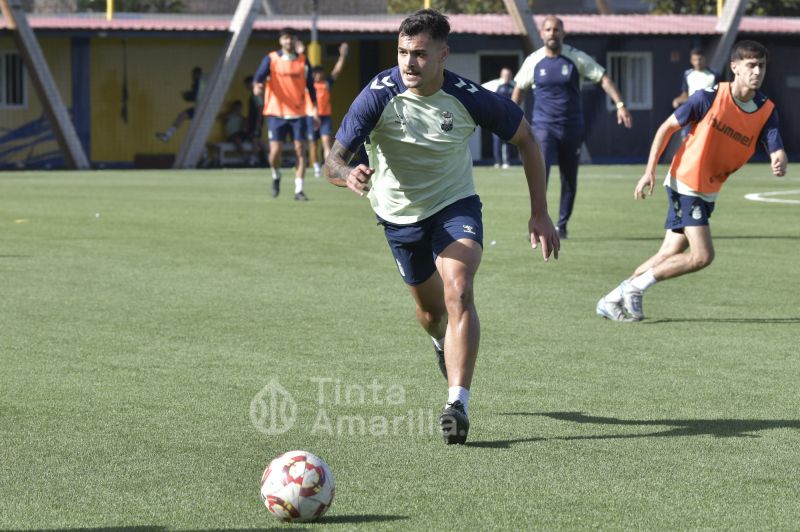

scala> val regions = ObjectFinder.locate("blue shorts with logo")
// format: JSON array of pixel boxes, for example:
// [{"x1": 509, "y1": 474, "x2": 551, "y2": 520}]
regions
[
  {"x1": 664, "y1": 186, "x2": 715, "y2": 232},
  {"x1": 378, "y1": 195, "x2": 483, "y2": 286},
  {"x1": 267, "y1": 116, "x2": 306, "y2": 143}
]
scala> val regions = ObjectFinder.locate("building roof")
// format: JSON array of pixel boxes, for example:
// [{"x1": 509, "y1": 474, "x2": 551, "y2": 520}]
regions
[{"x1": 2, "y1": 12, "x2": 800, "y2": 36}]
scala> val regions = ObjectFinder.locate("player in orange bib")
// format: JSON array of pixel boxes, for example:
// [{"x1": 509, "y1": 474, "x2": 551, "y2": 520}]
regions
[
  {"x1": 597, "y1": 40, "x2": 787, "y2": 322},
  {"x1": 253, "y1": 27, "x2": 317, "y2": 200}
]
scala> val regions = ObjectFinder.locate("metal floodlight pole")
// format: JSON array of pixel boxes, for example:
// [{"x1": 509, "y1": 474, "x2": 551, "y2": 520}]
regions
[
  {"x1": 503, "y1": 0, "x2": 542, "y2": 56},
  {"x1": 307, "y1": 0, "x2": 321, "y2": 67},
  {"x1": 311, "y1": 0, "x2": 318, "y2": 44},
  {"x1": 174, "y1": 0, "x2": 260, "y2": 169},
  {"x1": 0, "y1": 0, "x2": 90, "y2": 169},
  {"x1": 709, "y1": 0, "x2": 749, "y2": 74}
]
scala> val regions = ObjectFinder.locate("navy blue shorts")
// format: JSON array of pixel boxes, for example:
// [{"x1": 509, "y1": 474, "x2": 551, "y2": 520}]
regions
[
  {"x1": 664, "y1": 186, "x2": 715, "y2": 232},
  {"x1": 378, "y1": 195, "x2": 483, "y2": 285},
  {"x1": 305, "y1": 116, "x2": 318, "y2": 141},
  {"x1": 305, "y1": 116, "x2": 332, "y2": 141},
  {"x1": 318, "y1": 116, "x2": 333, "y2": 138},
  {"x1": 267, "y1": 116, "x2": 306, "y2": 143}
]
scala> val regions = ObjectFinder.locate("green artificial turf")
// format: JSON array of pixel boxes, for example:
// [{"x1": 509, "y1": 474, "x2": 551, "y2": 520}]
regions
[{"x1": 1, "y1": 165, "x2": 798, "y2": 530}]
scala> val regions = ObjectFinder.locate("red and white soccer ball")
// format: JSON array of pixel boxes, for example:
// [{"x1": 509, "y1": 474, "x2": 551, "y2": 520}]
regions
[{"x1": 260, "y1": 450, "x2": 335, "y2": 523}]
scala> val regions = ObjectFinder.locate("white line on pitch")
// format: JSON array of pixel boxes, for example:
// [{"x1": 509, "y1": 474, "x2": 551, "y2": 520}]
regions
[{"x1": 744, "y1": 190, "x2": 800, "y2": 204}]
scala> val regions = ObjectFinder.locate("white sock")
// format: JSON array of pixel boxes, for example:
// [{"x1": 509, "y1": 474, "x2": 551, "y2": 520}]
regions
[
  {"x1": 605, "y1": 284, "x2": 624, "y2": 303},
  {"x1": 447, "y1": 386, "x2": 470, "y2": 414},
  {"x1": 294, "y1": 177, "x2": 303, "y2": 194},
  {"x1": 631, "y1": 268, "x2": 657, "y2": 292},
  {"x1": 271, "y1": 168, "x2": 281, "y2": 180},
  {"x1": 431, "y1": 336, "x2": 444, "y2": 352},
  {"x1": 314, "y1": 162, "x2": 321, "y2": 171}
]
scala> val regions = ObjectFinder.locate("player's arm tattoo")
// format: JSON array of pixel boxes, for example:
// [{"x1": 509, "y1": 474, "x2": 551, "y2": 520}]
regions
[{"x1": 324, "y1": 140, "x2": 357, "y2": 187}]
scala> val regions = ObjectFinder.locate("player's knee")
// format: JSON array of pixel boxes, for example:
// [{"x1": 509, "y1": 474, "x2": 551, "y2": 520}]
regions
[
  {"x1": 444, "y1": 278, "x2": 474, "y2": 313},
  {"x1": 416, "y1": 307, "x2": 445, "y2": 328},
  {"x1": 692, "y1": 249, "x2": 714, "y2": 270}
]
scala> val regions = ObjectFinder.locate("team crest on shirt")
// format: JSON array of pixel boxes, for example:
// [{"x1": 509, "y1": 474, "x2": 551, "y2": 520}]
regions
[
  {"x1": 691, "y1": 205, "x2": 703, "y2": 220},
  {"x1": 440, "y1": 111, "x2": 454, "y2": 132},
  {"x1": 561, "y1": 64, "x2": 569, "y2": 77},
  {"x1": 539, "y1": 68, "x2": 547, "y2": 77}
]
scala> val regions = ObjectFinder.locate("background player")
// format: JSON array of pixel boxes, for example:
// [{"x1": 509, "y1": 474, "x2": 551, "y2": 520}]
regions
[
  {"x1": 512, "y1": 15, "x2": 632, "y2": 239},
  {"x1": 156, "y1": 66, "x2": 205, "y2": 143},
  {"x1": 596, "y1": 40, "x2": 786, "y2": 322},
  {"x1": 672, "y1": 48, "x2": 718, "y2": 110},
  {"x1": 253, "y1": 27, "x2": 317, "y2": 200},
  {"x1": 481, "y1": 67, "x2": 516, "y2": 169}
]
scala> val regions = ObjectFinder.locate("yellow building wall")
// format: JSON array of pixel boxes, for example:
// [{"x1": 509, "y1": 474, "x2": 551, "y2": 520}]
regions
[
  {"x1": 91, "y1": 35, "x2": 366, "y2": 164},
  {"x1": 1, "y1": 33, "x2": 369, "y2": 166},
  {"x1": 90, "y1": 37, "x2": 221, "y2": 161},
  {"x1": 0, "y1": 36, "x2": 73, "y2": 167}
]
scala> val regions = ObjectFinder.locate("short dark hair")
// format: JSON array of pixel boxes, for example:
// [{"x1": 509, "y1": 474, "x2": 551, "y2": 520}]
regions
[
  {"x1": 398, "y1": 9, "x2": 450, "y2": 42},
  {"x1": 311, "y1": 66, "x2": 324, "y2": 74},
  {"x1": 730, "y1": 40, "x2": 768, "y2": 62},
  {"x1": 690, "y1": 48, "x2": 705, "y2": 57},
  {"x1": 279, "y1": 27, "x2": 297, "y2": 38}
]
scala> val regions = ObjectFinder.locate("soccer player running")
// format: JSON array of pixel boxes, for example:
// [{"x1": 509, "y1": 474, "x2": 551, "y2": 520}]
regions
[
  {"x1": 512, "y1": 15, "x2": 632, "y2": 240},
  {"x1": 324, "y1": 9, "x2": 559, "y2": 445},
  {"x1": 253, "y1": 27, "x2": 317, "y2": 200},
  {"x1": 596, "y1": 40, "x2": 786, "y2": 322}
]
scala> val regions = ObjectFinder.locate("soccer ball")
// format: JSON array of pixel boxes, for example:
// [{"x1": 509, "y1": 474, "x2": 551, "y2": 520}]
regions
[{"x1": 260, "y1": 450, "x2": 335, "y2": 522}]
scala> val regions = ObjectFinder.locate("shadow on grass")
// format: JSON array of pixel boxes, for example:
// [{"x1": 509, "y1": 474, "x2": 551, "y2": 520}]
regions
[
  {"x1": 5, "y1": 515, "x2": 409, "y2": 531},
  {"x1": 466, "y1": 437, "x2": 547, "y2": 449},
  {"x1": 471, "y1": 412, "x2": 800, "y2": 448},
  {"x1": 588, "y1": 235, "x2": 800, "y2": 242},
  {"x1": 642, "y1": 317, "x2": 800, "y2": 324}
]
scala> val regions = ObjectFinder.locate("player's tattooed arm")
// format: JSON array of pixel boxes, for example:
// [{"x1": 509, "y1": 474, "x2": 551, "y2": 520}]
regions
[
  {"x1": 324, "y1": 140, "x2": 374, "y2": 197},
  {"x1": 324, "y1": 140, "x2": 356, "y2": 187}
]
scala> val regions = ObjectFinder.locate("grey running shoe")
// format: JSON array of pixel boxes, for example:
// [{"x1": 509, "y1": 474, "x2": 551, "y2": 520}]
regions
[
  {"x1": 294, "y1": 191, "x2": 309, "y2": 201},
  {"x1": 621, "y1": 280, "x2": 644, "y2": 321},
  {"x1": 271, "y1": 178, "x2": 280, "y2": 198},
  {"x1": 439, "y1": 400, "x2": 469, "y2": 445},
  {"x1": 596, "y1": 296, "x2": 632, "y2": 322}
]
